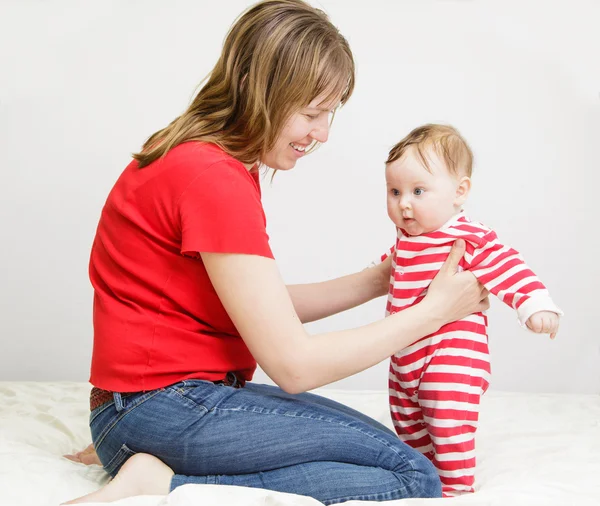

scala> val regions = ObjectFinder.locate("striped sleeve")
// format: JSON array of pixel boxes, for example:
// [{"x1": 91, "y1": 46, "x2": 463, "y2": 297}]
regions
[
  {"x1": 467, "y1": 230, "x2": 562, "y2": 325},
  {"x1": 368, "y1": 244, "x2": 396, "y2": 268},
  {"x1": 380, "y1": 244, "x2": 396, "y2": 263}
]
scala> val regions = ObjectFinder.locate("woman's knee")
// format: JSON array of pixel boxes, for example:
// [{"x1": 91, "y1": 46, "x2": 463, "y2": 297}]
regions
[{"x1": 400, "y1": 451, "x2": 442, "y2": 498}]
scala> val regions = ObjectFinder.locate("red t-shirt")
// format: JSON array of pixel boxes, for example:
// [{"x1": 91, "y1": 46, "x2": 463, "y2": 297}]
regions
[{"x1": 89, "y1": 142, "x2": 273, "y2": 392}]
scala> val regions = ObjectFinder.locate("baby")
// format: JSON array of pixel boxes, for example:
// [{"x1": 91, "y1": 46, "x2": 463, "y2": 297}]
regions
[{"x1": 381, "y1": 124, "x2": 562, "y2": 496}]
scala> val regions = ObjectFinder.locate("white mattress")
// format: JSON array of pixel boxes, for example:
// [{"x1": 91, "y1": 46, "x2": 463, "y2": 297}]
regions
[{"x1": 1, "y1": 382, "x2": 599, "y2": 506}]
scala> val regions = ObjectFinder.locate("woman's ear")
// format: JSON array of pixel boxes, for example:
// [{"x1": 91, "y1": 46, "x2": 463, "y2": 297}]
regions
[{"x1": 454, "y1": 176, "x2": 471, "y2": 207}]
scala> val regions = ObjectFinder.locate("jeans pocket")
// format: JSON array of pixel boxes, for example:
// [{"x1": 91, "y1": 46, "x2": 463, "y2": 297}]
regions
[
  {"x1": 103, "y1": 443, "x2": 136, "y2": 478},
  {"x1": 168, "y1": 379, "x2": 216, "y2": 399}
]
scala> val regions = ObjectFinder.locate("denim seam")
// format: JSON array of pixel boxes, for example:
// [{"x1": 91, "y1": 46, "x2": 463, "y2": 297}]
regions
[
  {"x1": 212, "y1": 406, "x2": 418, "y2": 493},
  {"x1": 167, "y1": 387, "x2": 211, "y2": 412},
  {"x1": 321, "y1": 489, "x2": 402, "y2": 505},
  {"x1": 89, "y1": 399, "x2": 116, "y2": 424},
  {"x1": 93, "y1": 390, "x2": 163, "y2": 451},
  {"x1": 103, "y1": 443, "x2": 135, "y2": 476}
]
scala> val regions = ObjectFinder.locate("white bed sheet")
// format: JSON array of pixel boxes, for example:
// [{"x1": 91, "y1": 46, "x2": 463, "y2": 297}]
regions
[{"x1": 1, "y1": 382, "x2": 599, "y2": 506}]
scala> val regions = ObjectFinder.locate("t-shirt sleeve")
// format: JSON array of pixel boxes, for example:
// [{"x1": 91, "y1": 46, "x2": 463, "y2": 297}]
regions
[
  {"x1": 368, "y1": 244, "x2": 396, "y2": 267},
  {"x1": 178, "y1": 161, "x2": 273, "y2": 259}
]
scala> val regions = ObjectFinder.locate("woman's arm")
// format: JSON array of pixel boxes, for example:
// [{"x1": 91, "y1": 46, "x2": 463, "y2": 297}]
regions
[
  {"x1": 202, "y1": 240, "x2": 488, "y2": 394},
  {"x1": 287, "y1": 256, "x2": 391, "y2": 323},
  {"x1": 64, "y1": 241, "x2": 487, "y2": 466}
]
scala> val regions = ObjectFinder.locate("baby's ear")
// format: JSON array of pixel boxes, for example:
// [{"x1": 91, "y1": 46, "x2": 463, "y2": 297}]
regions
[{"x1": 455, "y1": 176, "x2": 471, "y2": 206}]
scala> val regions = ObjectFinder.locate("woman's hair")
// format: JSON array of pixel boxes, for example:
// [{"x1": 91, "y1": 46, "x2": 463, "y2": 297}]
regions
[
  {"x1": 386, "y1": 124, "x2": 474, "y2": 178},
  {"x1": 133, "y1": 0, "x2": 355, "y2": 168}
]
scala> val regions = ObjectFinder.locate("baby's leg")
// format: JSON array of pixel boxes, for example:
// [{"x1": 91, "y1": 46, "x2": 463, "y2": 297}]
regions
[
  {"x1": 418, "y1": 345, "x2": 490, "y2": 496},
  {"x1": 388, "y1": 365, "x2": 433, "y2": 456}
]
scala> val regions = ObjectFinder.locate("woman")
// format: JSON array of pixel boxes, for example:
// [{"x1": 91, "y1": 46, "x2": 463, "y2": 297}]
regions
[{"x1": 63, "y1": 0, "x2": 489, "y2": 504}]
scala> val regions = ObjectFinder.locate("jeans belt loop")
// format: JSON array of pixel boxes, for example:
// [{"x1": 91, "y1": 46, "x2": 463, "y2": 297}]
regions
[{"x1": 113, "y1": 392, "x2": 126, "y2": 412}]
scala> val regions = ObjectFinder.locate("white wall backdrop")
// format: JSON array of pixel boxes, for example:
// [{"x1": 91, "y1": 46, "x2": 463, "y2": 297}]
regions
[{"x1": 1, "y1": 0, "x2": 598, "y2": 393}]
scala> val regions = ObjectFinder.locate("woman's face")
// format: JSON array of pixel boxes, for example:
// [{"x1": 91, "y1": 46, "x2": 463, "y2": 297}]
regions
[{"x1": 261, "y1": 94, "x2": 339, "y2": 171}]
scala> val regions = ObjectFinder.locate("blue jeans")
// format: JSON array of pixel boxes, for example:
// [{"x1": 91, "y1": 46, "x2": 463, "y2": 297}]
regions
[{"x1": 90, "y1": 379, "x2": 441, "y2": 504}]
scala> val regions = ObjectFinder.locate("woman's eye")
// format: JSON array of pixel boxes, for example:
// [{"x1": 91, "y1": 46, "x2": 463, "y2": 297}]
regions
[
  {"x1": 304, "y1": 114, "x2": 319, "y2": 120},
  {"x1": 414, "y1": 188, "x2": 424, "y2": 196}
]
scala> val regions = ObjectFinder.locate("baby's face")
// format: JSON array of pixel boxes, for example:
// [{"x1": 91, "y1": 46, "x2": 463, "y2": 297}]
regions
[{"x1": 385, "y1": 146, "x2": 465, "y2": 236}]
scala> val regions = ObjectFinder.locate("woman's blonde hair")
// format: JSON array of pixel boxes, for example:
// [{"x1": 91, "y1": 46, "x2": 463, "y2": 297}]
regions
[
  {"x1": 133, "y1": 0, "x2": 355, "y2": 168},
  {"x1": 387, "y1": 124, "x2": 474, "y2": 177}
]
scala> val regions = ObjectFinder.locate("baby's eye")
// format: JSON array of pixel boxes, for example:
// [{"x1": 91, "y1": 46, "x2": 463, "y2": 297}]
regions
[
  {"x1": 390, "y1": 189, "x2": 400, "y2": 196},
  {"x1": 414, "y1": 188, "x2": 424, "y2": 196}
]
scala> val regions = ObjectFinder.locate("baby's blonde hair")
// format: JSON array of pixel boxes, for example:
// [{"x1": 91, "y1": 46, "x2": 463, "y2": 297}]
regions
[
  {"x1": 133, "y1": 0, "x2": 354, "y2": 168},
  {"x1": 386, "y1": 124, "x2": 473, "y2": 177}
]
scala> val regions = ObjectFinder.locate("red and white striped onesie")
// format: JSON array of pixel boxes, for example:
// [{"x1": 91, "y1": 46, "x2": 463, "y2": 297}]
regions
[{"x1": 383, "y1": 211, "x2": 561, "y2": 496}]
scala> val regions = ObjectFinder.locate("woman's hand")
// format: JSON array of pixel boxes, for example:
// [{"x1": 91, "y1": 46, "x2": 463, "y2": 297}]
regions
[
  {"x1": 424, "y1": 239, "x2": 489, "y2": 326},
  {"x1": 63, "y1": 443, "x2": 101, "y2": 466},
  {"x1": 369, "y1": 254, "x2": 392, "y2": 298}
]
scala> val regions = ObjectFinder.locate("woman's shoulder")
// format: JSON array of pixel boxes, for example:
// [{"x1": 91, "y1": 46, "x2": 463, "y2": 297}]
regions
[
  {"x1": 117, "y1": 142, "x2": 260, "y2": 209},
  {"x1": 166, "y1": 142, "x2": 244, "y2": 172},
  {"x1": 157, "y1": 141, "x2": 258, "y2": 188}
]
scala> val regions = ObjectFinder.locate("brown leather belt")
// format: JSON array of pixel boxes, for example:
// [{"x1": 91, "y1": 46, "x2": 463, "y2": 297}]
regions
[
  {"x1": 90, "y1": 387, "x2": 120, "y2": 411},
  {"x1": 90, "y1": 373, "x2": 243, "y2": 411}
]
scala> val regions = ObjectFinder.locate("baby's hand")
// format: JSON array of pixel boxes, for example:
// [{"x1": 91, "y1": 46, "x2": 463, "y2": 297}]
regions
[{"x1": 526, "y1": 311, "x2": 560, "y2": 339}]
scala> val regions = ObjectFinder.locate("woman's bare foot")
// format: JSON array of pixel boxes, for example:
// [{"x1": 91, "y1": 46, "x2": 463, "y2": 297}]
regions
[
  {"x1": 61, "y1": 453, "x2": 173, "y2": 504},
  {"x1": 64, "y1": 443, "x2": 102, "y2": 466}
]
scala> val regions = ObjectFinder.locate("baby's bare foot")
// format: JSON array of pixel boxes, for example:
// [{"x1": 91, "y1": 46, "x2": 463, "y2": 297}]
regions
[{"x1": 61, "y1": 453, "x2": 173, "y2": 504}]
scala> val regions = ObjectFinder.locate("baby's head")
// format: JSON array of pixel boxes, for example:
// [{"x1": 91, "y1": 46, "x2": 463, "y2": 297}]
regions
[{"x1": 385, "y1": 124, "x2": 473, "y2": 236}]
